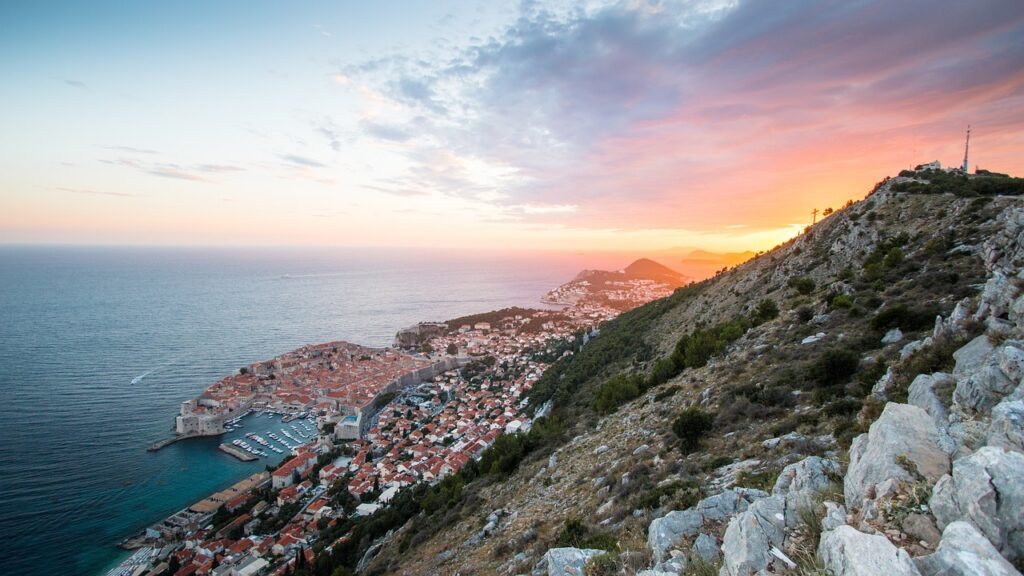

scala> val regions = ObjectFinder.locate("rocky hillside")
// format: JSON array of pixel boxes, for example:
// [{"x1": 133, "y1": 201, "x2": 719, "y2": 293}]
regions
[{"x1": 359, "y1": 170, "x2": 1024, "y2": 576}]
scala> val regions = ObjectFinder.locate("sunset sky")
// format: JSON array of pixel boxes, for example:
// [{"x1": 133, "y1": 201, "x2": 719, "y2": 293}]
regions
[{"x1": 2, "y1": 0, "x2": 1023, "y2": 253}]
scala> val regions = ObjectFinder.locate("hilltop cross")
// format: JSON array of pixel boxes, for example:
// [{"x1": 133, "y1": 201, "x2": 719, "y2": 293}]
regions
[{"x1": 811, "y1": 208, "x2": 819, "y2": 225}]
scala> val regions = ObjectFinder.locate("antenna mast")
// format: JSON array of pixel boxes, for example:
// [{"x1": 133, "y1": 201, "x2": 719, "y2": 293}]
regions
[{"x1": 962, "y1": 125, "x2": 971, "y2": 173}]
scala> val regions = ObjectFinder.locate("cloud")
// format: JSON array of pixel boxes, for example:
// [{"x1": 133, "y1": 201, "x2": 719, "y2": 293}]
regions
[
  {"x1": 63, "y1": 78, "x2": 87, "y2": 89},
  {"x1": 280, "y1": 154, "x2": 327, "y2": 168},
  {"x1": 360, "y1": 119, "x2": 414, "y2": 142},
  {"x1": 338, "y1": 0, "x2": 1024, "y2": 231},
  {"x1": 57, "y1": 187, "x2": 133, "y2": 197},
  {"x1": 196, "y1": 164, "x2": 244, "y2": 173},
  {"x1": 102, "y1": 145, "x2": 159, "y2": 154},
  {"x1": 363, "y1": 184, "x2": 429, "y2": 197},
  {"x1": 148, "y1": 167, "x2": 210, "y2": 182}
]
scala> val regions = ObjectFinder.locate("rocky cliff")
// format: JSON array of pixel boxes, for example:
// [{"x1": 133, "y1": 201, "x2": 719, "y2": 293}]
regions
[{"x1": 359, "y1": 171, "x2": 1024, "y2": 576}]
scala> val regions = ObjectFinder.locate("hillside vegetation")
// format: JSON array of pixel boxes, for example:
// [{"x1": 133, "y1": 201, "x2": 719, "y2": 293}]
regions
[{"x1": 322, "y1": 169, "x2": 1024, "y2": 576}]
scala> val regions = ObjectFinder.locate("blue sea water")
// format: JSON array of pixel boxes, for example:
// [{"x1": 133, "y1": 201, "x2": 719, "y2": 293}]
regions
[{"x1": 0, "y1": 246, "x2": 593, "y2": 575}]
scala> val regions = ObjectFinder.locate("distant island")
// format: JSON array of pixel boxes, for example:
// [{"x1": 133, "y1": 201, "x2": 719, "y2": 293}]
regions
[{"x1": 542, "y1": 257, "x2": 690, "y2": 310}]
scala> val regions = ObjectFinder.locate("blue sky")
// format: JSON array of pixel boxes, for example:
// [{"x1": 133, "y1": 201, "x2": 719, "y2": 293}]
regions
[{"x1": 2, "y1": 0, "x2": 1023, "y2": 251}]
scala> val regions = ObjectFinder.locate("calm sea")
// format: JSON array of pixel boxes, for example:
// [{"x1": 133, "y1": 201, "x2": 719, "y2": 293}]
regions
[{"x1": 0, "y1": 246, "x2": 601, "y2": 575}]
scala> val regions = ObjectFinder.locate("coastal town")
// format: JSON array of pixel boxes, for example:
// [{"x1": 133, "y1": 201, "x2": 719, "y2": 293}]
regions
[{"x1": 108, "y1": 262, "x2": 684, "y2": 576}]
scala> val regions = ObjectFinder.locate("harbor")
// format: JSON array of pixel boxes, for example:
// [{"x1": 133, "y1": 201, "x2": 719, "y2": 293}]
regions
[{"x1": 218, "y1": 442, "x2": 257, "y2": 461}]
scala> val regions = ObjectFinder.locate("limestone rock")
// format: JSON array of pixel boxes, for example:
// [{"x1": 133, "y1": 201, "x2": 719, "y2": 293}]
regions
[
  {"x1": 695, "y1": 487, "x2": 765, "y2": 523},
  {"x1": 901, "y1": 513, "x2": 941, "y2": 547},
  {"x1": 532, "y1": 547, "x2": 606, "y2": 576},
  {"x1": 871, "y1": 366, "x2": 896, "y2": 400},
  {"x1": 954, "y1": 335, "x2": 996, "y2": 377},
  {"x1": 719, "y1": 495, "x2": 785, "y2": 576},
  {"x1": 844, "y1": 403, "x2": 951, "y2": 509},
  {"x1": 988, "y1": 399, "x2": 1024, "y2": 454},
  {"x1": 915, "y1": 521, "x2": 1022, "y2": 576},
  {"x1": 771, "y1": 456, "x2": 841, "y2": 528},
  {"x1": 818, "y1": 525, "x2": 921, "y2": 576},
  {"x1": 648, "y1": 509, "x2": 702, "y2": 564},
  {"x1": 821, "y1": 501, "x2": 846, "y2": 531},
  {"x1": 930, "y1": 446, "x2": 1024, "y2": 563},
  {"x1": 908, "y1": 373, "x2": 953, "y2": 430},
  {"x1": 882, "y1": 328, "x2": 904, "y2": 344},
  {"x1": 692, "y1": 532, "x2": 720, "y2": 564}
]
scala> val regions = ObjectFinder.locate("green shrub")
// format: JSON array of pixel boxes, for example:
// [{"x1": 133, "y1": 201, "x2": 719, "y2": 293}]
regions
[
  {"x1": 654, "y1": 385, "x2": 681, "y2": 402},
  {"x1": 789, "y1": 276, "x2": 816, "y2": 295},
  {"x1": 673, "y1": 407, "x2": 715, "y2": 453},
  {"x1": 752, "y1": 299, "x2": 780, "y2": 325},
  {"x1": 796, "y1": 305, "x2": 814, "y2": 323},
  {"x1": 808, "y1": 348, "x2": 860, "y2": 386},
  {"x1": 593, "y1": 373, "x2": 645, "y2": 414},
  {"x1": 830, "y1": 294, "x2": 854, "y2": 309},
  {"x1": 735, "y1": 468, "x2": 781, "y2": 492},
  {"x1": 870, "y1": 304, "x2": 936, "y2": 332},
  {"x1": 638, "y1": 479, "x2": 699, "y2": 510},
  {"x1": 555, "y1": 519, "x2": 619, "y2": 552},
  {"x1": 649, "y1": 357, "x2": 680, "y2": 387}
]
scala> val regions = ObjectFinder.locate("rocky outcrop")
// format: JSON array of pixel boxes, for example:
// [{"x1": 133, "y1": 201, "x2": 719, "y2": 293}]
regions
[
  {"x1": 648, "y1": 509, "x2": 702, "y2": 564},
  {"x1": 915, "y1": 521, "x2": 1022, "y2": 576},
  {"x1": 988, "y1": 399, "x2": 1024, "y2": 454},
  {"x1": 844, "y1": 403, "x2": 951, "y2": 509},
  {"x1": 771, "y1": 456, "x2": 840, "y2": 529},
  {"x1": 531, "y1": 547, "x2": 606, "y2": 576},
  {"x1": 719, "y1": 495, "x2": 785, "y2": 576},
  {"x1": 818, "y1": 525, "x2": 922, "y2": 576},
  {"x1": 953, "y1": 337, "x2": 1020, "y2": 414},
  {"x1": 907, "y1": 373, "x2": 953, "y2": 430},
  {"x1": 930, "y1": 446, "x2": 1024, "y2": 563},
  {"x1": 647, "y1": 487, "x2": 767, "y2": 564}
]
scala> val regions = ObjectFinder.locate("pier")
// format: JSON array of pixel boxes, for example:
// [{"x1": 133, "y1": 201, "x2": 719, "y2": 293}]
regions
[
  {"x1": 147, "y1": 433, "x2": 201, "y2": 452},
  {"x1": 219, "y1": 442, "x2": 257, "y2": 461}
]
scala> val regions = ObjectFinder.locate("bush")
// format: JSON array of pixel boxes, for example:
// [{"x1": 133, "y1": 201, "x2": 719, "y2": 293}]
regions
[
  {"x1": 752, "y1": 299, "x2": 780, "y2": 325},
  {"x1": 870, "y1": 304, "x2": 936, "y2": 332},
  {"x1": 808, "y1": 348, "x2": 860, "y2": 386},
  {"x1": 649, "y1": 357, "x2": 680, "y2": 387},
  {"x1": 555, "y1": 519, "x2": 619, "y2": 552},
  {"x1": 593, "y1": 373, "x2": 645, "y2": 414},
  {"x1": 796, "y1": 305, "x2": 814, "y2": 323},
  {"x1": 789, "y1": 276, "x2": 816, "y2": 295},
  {"x1": 830, "y1": 294, "x2": 854, "y2": 309},
  {"x1": 673, "y1": 407, "x2": 715, "y2": 453}
]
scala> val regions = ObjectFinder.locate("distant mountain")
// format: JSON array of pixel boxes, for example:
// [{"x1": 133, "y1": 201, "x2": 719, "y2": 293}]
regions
[
  {"x1": 622, "y1": 257, "x2": 689, "y2": 284},
  {"x1": 677, "y1": 249, "x2": 756, "y2": 279},
  {"x1": 573, "y1": 257, "x2": 689, "y2": 287},
  {"x1": 548, "y1": 258, "x2": 690, "y2": 311}
]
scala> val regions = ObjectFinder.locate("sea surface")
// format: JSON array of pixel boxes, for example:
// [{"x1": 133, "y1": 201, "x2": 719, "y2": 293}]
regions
[{"x1": 0, "y1": 245, "x2": 601, "y2": 575}]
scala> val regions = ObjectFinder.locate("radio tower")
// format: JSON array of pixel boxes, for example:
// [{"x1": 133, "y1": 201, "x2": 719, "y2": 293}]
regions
[{"x1": 962, "y1": 125, "x2": 971, "y2": 173}]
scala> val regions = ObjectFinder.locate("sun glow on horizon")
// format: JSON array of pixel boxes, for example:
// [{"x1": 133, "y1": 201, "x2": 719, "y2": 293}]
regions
[{"x1": 2, "y1": 1, "x2": 1022, "y2": 255}]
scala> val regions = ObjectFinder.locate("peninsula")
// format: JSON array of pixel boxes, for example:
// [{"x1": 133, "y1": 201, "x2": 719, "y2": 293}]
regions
[{"x1": 115, "y1": 258, "x2": 682, "y2": 575}]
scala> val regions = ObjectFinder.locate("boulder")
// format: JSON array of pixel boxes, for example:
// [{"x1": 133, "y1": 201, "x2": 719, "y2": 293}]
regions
[
  {"x1": 844, "y1": 403, "x2": 951, "y2": 509},
  {"x1": 871, "y1": 366, "x2": 896, "y2": 400},
  {"x1": 695, "y1": 487, "x2": 766, "y2": 523},
  {"x1": 930, "y1": 446, "x2": 1024, "y2": 563},
  {"x1": 691, "y1": 532, "x2": 719, "y2": 564},
  {"x1": 648, "y1": 509, "x2": 702, "y2": 564},
  {"x1": 532, "y1": 547, "x2": 606, "y2": 576},
  {"x1": 901, "y1": 513, "x2": 941, "y2": 547},
  {"x1": 999, "y1": 342, "x2": 1024, "y2": 383},
  {"x1": 819, "y1": 525, "x2": 921, "y2": 576},
  {"x1": 987, "y1": 399, "x2": 1024, "y2": 454},
  {"x1": 915, "y1": 521, "x2": 1022, "y2": 576},
  {"x1": 882, "y1": 328, "x2": 904, "y2": 344},
  {"x1": 771, "y1": 456, "x2": 841, "y2": 528},
  {"x1": 953, "y1": 335, "x2": 996, "y2": 377},
  {"x1": 821, "y1": 501, "x2": 847, "y2": 531},
  {"x1": 719, "y1": 495, "x2": 785, "y2": 576},
  {"x1": 908, "y1": 373, "x2": 953, "y2": 430},
  {"x1": 953, "y1": 339, "x2": 1022, "y2": 414}
]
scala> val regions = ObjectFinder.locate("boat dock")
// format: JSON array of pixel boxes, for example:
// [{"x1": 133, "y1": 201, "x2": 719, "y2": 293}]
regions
[
  {"x1": 147, "y1": 433, "x2": 200, "y2": 452},
  {"x1": 219, "y1": 442, "x2": 257, "y2": 461}
]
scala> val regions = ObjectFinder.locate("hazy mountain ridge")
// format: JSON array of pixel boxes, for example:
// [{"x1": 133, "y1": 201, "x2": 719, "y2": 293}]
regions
[{"x1": 358, "y1": 170, "x2": 1024, "y2": 575}]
